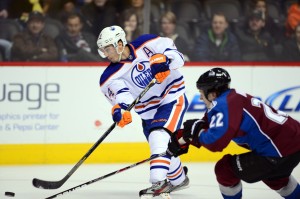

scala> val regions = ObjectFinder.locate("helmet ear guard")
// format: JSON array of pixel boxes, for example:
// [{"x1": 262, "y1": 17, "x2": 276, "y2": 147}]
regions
[{"x1": 196, "y1": 68, "x2": 231, "y2": 99}]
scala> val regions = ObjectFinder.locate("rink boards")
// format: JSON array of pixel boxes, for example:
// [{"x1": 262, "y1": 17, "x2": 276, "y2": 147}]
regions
[{"x1": 0, "y1": 62, "x2": 299, "y2": 165}]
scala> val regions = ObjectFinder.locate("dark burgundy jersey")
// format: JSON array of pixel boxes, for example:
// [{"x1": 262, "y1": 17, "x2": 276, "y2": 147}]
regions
[{"x1": 199, "y1": 89, "x2": 300, "y2": 157}]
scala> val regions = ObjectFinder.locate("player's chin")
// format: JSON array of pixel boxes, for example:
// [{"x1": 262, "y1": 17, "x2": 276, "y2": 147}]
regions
[
  {"x1": 107, "y1": 57, "x2": 116, "y2": 63},
  {"x1": 111, "y1": 59, "x2": 119, "y2": 63}
]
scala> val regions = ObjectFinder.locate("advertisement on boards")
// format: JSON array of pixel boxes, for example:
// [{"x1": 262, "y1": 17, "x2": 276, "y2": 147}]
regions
[
  {"x1": 0, "y1": 67, "x2": 149, "y2": 145},
  {"x1": 0, "y1": 66, "x2": 299, "y2": 145}
]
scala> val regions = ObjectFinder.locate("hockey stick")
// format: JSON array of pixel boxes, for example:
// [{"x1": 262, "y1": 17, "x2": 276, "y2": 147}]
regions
[
  {"x1": 33, "y1": 78, "x2": 157, "y2": 189},
  {"x1": 45, "y1": 152, "x2": 167, "y2": 199}
]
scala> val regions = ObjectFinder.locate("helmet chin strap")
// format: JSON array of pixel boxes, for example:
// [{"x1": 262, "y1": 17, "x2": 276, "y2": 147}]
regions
[
  {"x1": 204, "y1": 92, "x2": 211, "y2": 103},
  {"x1": 116, "y1": 46, "x2": 125, "y2": 62}
]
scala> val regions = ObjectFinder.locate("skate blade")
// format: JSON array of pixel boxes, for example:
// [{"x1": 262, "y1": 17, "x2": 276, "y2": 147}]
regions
[
  {"x1": 140, "y1": 194, "x2": 153, "y2": 199},
  {"x1": 160, "y1": 193, "x2": 172, "y2": 199},
  {"x1": 140, "y1": 193, "x2": 171, "y2": 199},
  {"x1": 171, "y1": 184, "x2": 190, "y2": 192}
]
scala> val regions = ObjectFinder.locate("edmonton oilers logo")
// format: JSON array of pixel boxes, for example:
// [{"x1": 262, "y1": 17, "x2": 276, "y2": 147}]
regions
[{"x1": 131, "y1": 61, "x2": 152, "y2": 88}]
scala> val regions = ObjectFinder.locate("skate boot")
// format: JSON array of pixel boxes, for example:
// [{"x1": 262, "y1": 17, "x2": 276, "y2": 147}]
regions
[
  {"x1": 139, "y1": 166, "x2": 189, "y2": 198},
  {"x1": 139, "y1": 179, "x2": 173, "y2": 198},
  {"x1": 170, "y1": 166, "x2": 190, "y2": 193}
]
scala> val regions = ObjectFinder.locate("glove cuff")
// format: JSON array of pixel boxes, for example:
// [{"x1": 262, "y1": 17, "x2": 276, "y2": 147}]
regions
[
  {"x1": 150, "y1": 53, "x2": 168, "y2": 65},
  {"x1": 111, "y1": 104, "x2": 121, "y2": 115},
  {"x1": 191, "y1": 120, "x2": 204, "y2": 136},
  {"x1": 191, "y1": 120, "x2": 205, "y2": 148}
]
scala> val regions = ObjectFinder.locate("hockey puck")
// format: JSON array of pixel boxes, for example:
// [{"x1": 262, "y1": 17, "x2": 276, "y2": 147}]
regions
[{"x1": 4, "y1": 192, "x2": 15, "y2": 197}]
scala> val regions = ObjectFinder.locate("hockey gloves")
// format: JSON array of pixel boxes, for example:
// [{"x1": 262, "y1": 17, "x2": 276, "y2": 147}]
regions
[
  {"x1": 167, "y1": 129, "x2": 189, "y2": 157},
  {"x1": 150, "y1": 54, "x2": 170, "y2": 83},
  {"x1": 182, "y1": 119, "x2": 206, "y2": 148},
  {"x1": 111, "y1": 104, "x2": 132, "y2": 128}
]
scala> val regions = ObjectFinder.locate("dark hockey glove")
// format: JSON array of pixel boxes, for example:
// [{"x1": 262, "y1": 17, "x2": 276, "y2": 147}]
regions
[
  {"x1": 182, "y1": 119, "x2": 206, "y2": 148},
  {"x1": 167, "y1": 129, "x2": 189, "y2": 157},
  {"x1": 150, "y1": 54, "x2": 170, "y2": 83}
]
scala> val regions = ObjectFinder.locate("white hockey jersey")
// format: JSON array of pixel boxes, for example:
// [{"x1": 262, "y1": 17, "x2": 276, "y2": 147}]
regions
[{"x1": 99, "y1": 34, "x2": 186, "y2": 120}]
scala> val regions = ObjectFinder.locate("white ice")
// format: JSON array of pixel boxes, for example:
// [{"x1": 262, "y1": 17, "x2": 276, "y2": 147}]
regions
[{"x1": 0, "y1": 163, "x2": 299, "y2": 199}]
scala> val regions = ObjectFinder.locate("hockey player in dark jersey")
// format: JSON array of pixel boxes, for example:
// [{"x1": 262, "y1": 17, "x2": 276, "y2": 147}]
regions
[{"x1": 167, "y1": 67, "x2": 300, "y2": 199}]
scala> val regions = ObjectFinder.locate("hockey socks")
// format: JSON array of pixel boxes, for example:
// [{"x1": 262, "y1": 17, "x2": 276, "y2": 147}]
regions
[
  {"x1": 284, "y1": 184, "x2": 300, "y2": 199},
  {"x1": 219, "y1": 182, "x2": 242, "y2": 199}
]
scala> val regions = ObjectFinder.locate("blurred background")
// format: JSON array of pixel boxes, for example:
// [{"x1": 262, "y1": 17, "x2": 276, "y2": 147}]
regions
[{"x1": 0, "y1": 0, "x2": 300, "y2": 62}]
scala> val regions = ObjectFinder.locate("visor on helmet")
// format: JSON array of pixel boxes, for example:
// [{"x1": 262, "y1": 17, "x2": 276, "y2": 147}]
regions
[{"x1": 97, "y1": 25, "x2": 127, "y2": 58}]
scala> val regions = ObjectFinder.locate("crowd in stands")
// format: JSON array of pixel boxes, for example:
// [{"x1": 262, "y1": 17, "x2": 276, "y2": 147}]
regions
[{"x1": 0, "y1": 0, "x2": 300, "y2": 62}]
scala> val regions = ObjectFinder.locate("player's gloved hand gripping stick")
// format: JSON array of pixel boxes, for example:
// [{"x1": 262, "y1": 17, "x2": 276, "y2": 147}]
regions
[
  {"x1": 150, "y1": 53, "x2": 171, "y2": 83},
  {"x1": 167, "y1": 119, "x2": 206, "y2": 157},
  {"x1": 112, "y1": 104, "x2": 132, "y2": 128},
  {"x1": 32, "y1": 78, "x2": 157, "y2": 190}
]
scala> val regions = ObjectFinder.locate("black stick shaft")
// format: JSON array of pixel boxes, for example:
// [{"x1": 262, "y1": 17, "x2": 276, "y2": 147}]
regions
[
  {"x1": 45, "y1": 152, "x2": 166, "y2": 199},
  {"x1": 33, "y1": 79, "x2": 156, "y2": 189}
]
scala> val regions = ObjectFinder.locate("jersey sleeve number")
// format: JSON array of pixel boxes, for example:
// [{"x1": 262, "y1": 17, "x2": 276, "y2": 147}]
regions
[
  {"x1": 251, "y1": 98, "x2": 288, "y2": 124},
  {"x1": 210, "y1": 112, "x2": 224, "y2": 128}
]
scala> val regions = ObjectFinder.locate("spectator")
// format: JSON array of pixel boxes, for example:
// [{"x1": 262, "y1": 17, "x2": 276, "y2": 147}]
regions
[
  {"x1": 234, "y1": 9, "x2": 275, "y2": 61},
  {"x1": 8, "y1": 0, "x2": 43, "y2": 22},
  {"x1": 43, "y1": 0, "x2": 62, "y2": 17},
  {"x1": 60, "y1": 0, "x2": 77, "y2": 20},
  {"x1": 0, "y1": 3, "x2": 16, "y2": 60},
  {"x1": 282, "y1": 24, "x2": 300, "y2": 61},
  {"x1": 119, "y1": 8, "x2": 140, "y2": 43},
  {"x1": 45, "y1": 0, "x2": 79, "y2": 23},
  {"x1": 8, "y1": 0, "x2": 33, "y2": 20},
  {"x1": 11, "y1": 11, "x2": 58, "y2": 61},
  {"x1": 159, "y1": 11, "x2": 191, "y2": 61},
  {"x1": 55, "y1": 13, "x2": 100, "y2": 62},
  {"x1": 0, "y1": 0, "x2": 8, "y2": 18},
  {"x1": 249, "y1": 0, "x2": 284, "y2": 42},
  {"x1": 286, "y1": 0, "x2": 300, "y2": 37},
  {"x1": 193, "y1": 13, "x2": 240, "y2": 61},
  {"x1": 127, "y1": 0, "x2": 144, "y2": 35},
  {"x1": 0, "y1": 39, "x2": 12, "y2": 61},
  {"x1": 80, "y1": 0, "x2": 93, "y2": 5},
  {"x1": 80, "y1": 0, "x2": 117, "y2": 36},
  {"x1": 123, "y1": 0, "x2": 160, "y2": 34}
]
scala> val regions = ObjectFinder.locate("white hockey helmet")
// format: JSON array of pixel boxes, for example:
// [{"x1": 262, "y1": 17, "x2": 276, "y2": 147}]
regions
[{"x1": 97, "y1": 25, "x2": 127, "y2": 58}]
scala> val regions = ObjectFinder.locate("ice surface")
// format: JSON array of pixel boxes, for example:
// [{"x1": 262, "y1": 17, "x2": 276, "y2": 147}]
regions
[{"x1": 0, "y1": 163, "x2": 299, "y2": 199}]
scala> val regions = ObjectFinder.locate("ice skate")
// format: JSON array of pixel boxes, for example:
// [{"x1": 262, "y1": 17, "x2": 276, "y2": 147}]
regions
[
  {"x1": 169, "y1": 175, "x2": 189, "y2": 192},
  {"x1": 139, "y1": 179, "x2": 173, "y2": 198},
  {"x1": 169, "y1": 166, "x2": 190, "y2": 192},
  {"x1": 139, "y1": 166, "x2": 189, "y2": 198}
]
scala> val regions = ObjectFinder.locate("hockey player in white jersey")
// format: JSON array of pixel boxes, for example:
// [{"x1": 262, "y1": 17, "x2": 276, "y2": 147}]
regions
[{"x1": 97, "y1": 25, "x2": 189, "y2": 198}]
